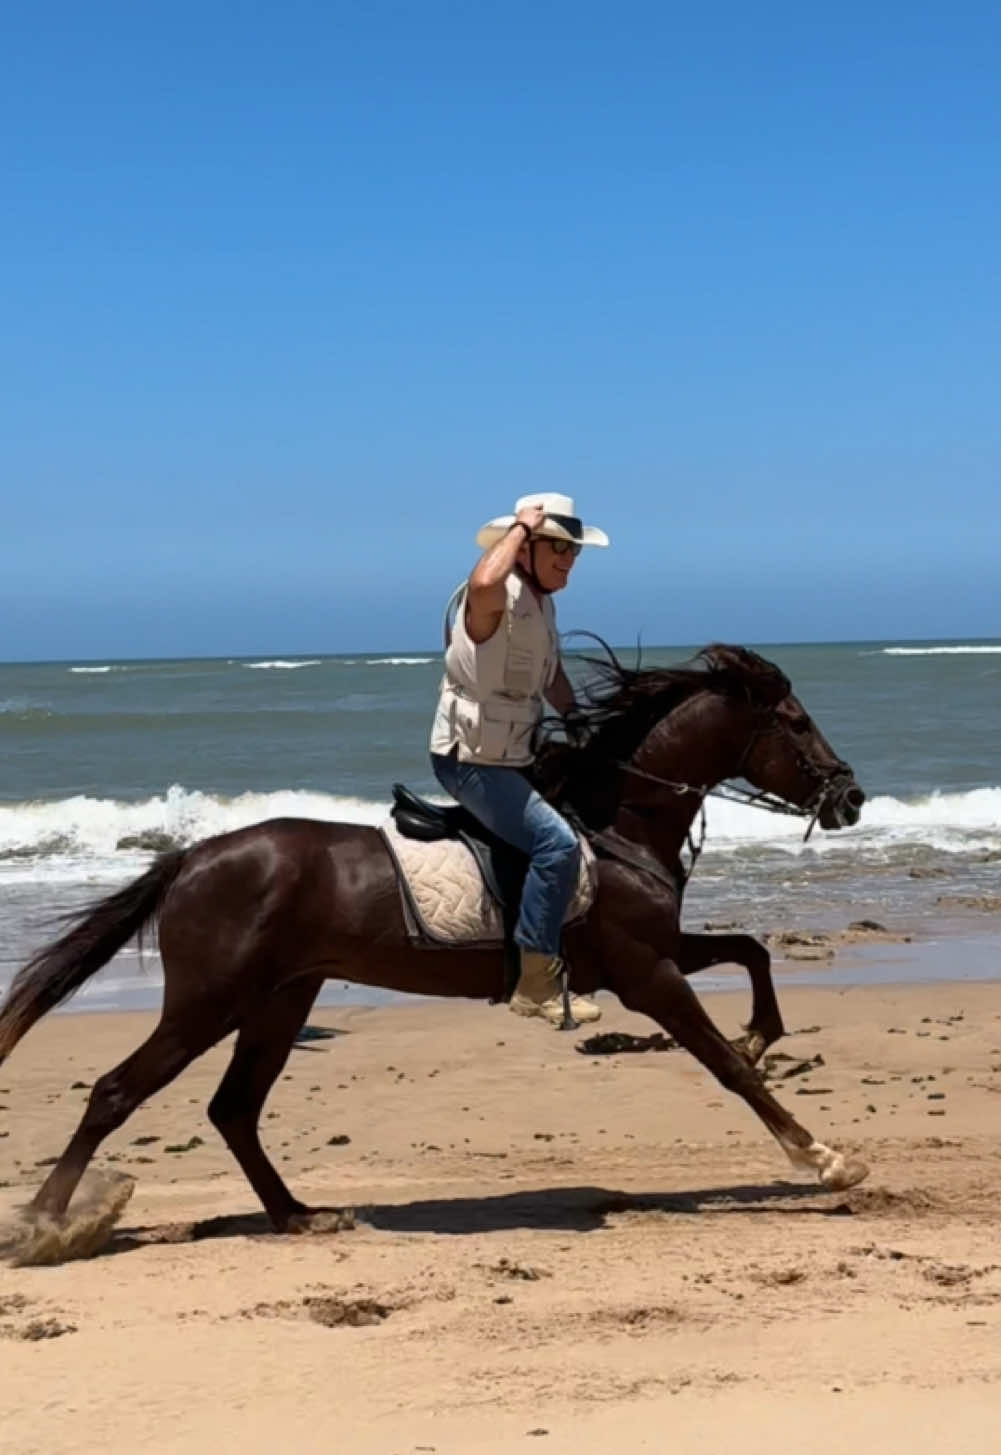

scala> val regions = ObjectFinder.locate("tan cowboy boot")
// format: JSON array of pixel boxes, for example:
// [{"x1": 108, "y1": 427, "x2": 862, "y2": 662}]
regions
[
  {"x1": 509, "y1": 952, "x2": 602, "y2": 1027},
  {"x1": 570, "y1": 994, "x2": 602, "y2": 1024}
]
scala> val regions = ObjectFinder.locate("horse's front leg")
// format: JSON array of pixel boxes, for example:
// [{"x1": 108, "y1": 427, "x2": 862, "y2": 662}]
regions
[
  {"x1": 676, "y1": 932, "x2": 784, "y2": 1065},
  {"x1": 607, "y1": 953, "x2": 867, "y2": 1191}
]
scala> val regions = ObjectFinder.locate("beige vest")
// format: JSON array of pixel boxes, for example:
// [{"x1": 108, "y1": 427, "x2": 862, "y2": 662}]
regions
[{"x1": 429, "y1": 573, "x2": 559, "y2": 766}]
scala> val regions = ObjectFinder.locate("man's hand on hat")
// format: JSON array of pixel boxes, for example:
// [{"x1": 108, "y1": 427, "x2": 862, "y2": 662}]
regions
[
  {"x1": 469, "y1": 502, "x2": 545, "y2": 630},
  {"x1": 515, "y1": 503, "x2": 546, "y2": 536}
]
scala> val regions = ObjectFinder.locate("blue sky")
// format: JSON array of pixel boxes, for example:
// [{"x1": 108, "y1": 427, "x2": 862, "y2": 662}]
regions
[{"x1": 4, "y1": 2, "x2": 999, "y2": 660}]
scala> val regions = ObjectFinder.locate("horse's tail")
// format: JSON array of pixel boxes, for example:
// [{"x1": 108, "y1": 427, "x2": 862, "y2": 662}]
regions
[{"x1": 0, "y1": 850, "x2": 189, "y2": 1067}]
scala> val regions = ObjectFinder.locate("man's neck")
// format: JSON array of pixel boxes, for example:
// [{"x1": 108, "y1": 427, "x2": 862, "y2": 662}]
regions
[{"x1": 514, "y1": 565, "x2": 545, "y2": 604}]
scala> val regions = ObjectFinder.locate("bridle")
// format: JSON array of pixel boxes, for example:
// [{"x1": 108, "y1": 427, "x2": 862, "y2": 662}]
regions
[
  {"x1": 609, "y1": 697, "x2": 855, "y2": 882},
  {"x1": 551, "y1": 645, "x2": 856, "y2": 892}
]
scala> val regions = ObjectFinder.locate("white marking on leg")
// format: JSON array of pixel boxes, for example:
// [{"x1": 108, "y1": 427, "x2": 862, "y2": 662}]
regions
[{"x1": 781, "y1": 1138, "x2": 869, "y2": 1191}]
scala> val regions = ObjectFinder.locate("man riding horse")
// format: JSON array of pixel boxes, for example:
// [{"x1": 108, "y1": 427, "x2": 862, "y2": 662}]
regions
[
  {"x1": 430, "y1": 493, "x2": 609, "y2": 1028},
  {"x1": 0, "y1": 620, "x2": 870, "y2": 1245}
]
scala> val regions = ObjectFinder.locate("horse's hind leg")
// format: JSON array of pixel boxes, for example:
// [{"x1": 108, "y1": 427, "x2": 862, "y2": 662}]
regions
[
  {"x1": 207, "y1": 974, "x2": 324, "y2": 1231},
  {"x1": 676, "y1": 932, "x2": 784, "y2": 1065},
  {"x1": 30, "y1": 1010, "x2": 228, "y2": 1219},
  {"x1": 609, "y1": 955, "x2": 867, "y2": 1191}
]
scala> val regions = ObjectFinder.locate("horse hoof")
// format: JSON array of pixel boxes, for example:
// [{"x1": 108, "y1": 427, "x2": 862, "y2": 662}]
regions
[
  {"x1": 2, "y1": 1171, "x2": 135, "y2": 1266},
  {"x1": 730, "y1": 1032, "x2": 766, "y2": 1067},
  {"x1": 820, "y1": 1156, "x2": 869, "y2": 1192},
  {"x1": 785, "y1": 1140, "x2": 870, "y2": 1192},
  {"x1": 283, "y1": 1207, "x2": 356, "y2": 1235}
]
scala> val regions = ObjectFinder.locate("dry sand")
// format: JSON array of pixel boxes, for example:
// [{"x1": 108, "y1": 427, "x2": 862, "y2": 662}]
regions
[{"x1": 1, "y1": 971, "x2": 1000, "y2": 1453}]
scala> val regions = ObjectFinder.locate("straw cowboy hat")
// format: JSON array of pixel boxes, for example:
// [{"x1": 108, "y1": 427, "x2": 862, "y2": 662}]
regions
[{"x1": 475, "y1": 493, "x2": 610, "y2": 550}]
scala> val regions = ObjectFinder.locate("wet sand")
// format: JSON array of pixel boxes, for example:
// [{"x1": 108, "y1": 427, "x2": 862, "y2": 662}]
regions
[{"x1": 2, "y1": 971, "x2": 1000, "y2": 1453}]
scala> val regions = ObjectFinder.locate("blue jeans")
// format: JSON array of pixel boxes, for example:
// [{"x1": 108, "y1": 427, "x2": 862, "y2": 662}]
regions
[{"x1": 431, "y1": 752, "x2": 580, "y2": 957}]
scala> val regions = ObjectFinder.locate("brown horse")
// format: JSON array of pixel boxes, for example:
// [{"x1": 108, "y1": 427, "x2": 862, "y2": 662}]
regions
[{"x1": 0, "y1": 644, "x2": 869, "y2": 1238}]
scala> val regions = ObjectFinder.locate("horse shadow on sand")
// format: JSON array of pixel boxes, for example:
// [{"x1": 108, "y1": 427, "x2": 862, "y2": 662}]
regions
[{"x1": 106, "y1": 1179, "x2": 852, "y2": 1257}]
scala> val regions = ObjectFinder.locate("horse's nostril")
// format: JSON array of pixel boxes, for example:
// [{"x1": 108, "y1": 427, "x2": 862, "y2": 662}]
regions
[{"x1": 844, "y1": 786, "x2": 865, "y2": 812}]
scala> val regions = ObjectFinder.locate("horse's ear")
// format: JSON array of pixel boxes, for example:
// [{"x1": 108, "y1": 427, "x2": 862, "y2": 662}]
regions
[
  {"x1": 701, "y1": 643, "x2": 736, "y2": 673},
  {"x1": 702, "y1": 643, "x2": 790, "y2": 707}
]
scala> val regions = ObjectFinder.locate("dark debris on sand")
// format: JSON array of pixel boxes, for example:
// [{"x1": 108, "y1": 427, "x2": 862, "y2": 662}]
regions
[{"x1": 576, "y1": 1031, "x2": 678, "y2": 1056}]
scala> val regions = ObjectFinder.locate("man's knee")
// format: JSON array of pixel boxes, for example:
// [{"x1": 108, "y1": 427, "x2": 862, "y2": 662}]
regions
[{"x1": 534, "y1": 814, "x2": 579, "y2": 866}]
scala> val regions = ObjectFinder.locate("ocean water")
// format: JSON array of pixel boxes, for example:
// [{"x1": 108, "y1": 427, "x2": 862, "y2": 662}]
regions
[{"x1": 1, "y1": 640, "x2": 999, "y2": 1010}]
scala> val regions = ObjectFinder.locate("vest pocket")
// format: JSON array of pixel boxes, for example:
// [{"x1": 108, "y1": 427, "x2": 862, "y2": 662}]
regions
[
  {"x1": 453, "y1": 697, "x2": 482, "y2": 754},
  {"x1": 479, "y1": 702, "x2": 537, "y2": 761}
]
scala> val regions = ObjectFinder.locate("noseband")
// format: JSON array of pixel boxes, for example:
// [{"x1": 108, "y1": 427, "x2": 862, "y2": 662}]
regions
[
  {"x1": 755, "y1": 710, "x2": 855, "y2": 840},
  {"x1": 613, "y1": 693, "x2": 853, "y2": 872}
]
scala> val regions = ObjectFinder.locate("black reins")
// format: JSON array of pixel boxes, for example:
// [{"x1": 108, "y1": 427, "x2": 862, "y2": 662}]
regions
[
  {"x1": 607, "y1": 701, "x2": 853, "y2": 883},
  {"x1": 548, "y1": 642, "x2": 854, "y2": 891}
]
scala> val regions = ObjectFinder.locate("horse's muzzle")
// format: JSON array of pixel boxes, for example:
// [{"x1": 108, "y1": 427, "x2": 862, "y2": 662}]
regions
[{"x1": 818, "y1": 777, "x2": 865, "y2": 830}]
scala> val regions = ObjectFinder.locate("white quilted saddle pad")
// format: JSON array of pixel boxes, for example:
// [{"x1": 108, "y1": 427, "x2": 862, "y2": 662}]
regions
[{"x1": 380, "y1": 819, "x2": 596, "y2": 946}]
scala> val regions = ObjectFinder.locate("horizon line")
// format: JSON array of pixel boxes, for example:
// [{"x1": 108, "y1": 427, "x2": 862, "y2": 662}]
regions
[{"x1": 2, "y1": 632, "x2": 1000, "y2": 669}]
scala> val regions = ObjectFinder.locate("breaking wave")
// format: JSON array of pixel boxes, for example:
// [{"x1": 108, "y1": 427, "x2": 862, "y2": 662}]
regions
[
  {"x1": 0, "y1": 701, "x2": 52, "y2": 719},
  {"x1": 701, "y1": 786, "x2": 1001, "y2": 858},
  {"x1": 882, "y1": 645, "x2": 1001, "y2": 656},
  {"x1": 0, "y1": 784, "x2": 997, "y2": 881},
  {"x1": 0, "y1": 786, "x2": 392, "y2": 882}
]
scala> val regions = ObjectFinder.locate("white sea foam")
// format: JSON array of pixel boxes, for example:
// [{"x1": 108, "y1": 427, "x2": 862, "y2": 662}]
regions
[
  {"x1": 0, "y1": 700, "x2": 51, "y2": 717},
  {"x1": 0, "y1": 784, "x2": 997, "y2": 883},
  {"x1": 365, "y1": 657, "x2": 436, "y2": 666},
  {"x1": 0, "y1": 786, "x2": 390, "y2": 884},
  {"x1": 882, "y1": 645, "x2": 1001, "y2": 656},
  {"x1": 68, "y1": 665, "x2": 122, "y2": 674},
  {"x1": 242, "y1": 659, "x2": 324, "y2": 670},
  {"x1": 702, "y1": 786, "x2": 1001, "y2": 857}
]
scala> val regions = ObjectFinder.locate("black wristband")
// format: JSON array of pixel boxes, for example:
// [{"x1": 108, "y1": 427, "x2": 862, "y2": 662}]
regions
[{"x1": 510, "y1": 520, "x2": 532, "y2": 539}]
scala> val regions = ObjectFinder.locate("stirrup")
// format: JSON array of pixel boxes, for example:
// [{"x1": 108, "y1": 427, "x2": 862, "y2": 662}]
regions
[{"x1": 509, "y1": 954, "x2": 600, "y2": 1032}]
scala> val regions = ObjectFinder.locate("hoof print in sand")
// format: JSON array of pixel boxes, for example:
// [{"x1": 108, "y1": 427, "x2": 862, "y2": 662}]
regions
[
  {"x1": 586, "y1": 1303, "x2": 685, "y2": 1335},
  {"x1": 305, "y1": 1295, "x2": 390, "y2": 1327},
  {"x1": 241, "y1": 1292, "x2": 392, "y2": 1328},
  {"x1": 834, "y1": 1186, "x2": 940, "y2": 1218},
  {"x1": 11, "y1": 1316, "x2": 77, "y2": 1341},
  {"x1": 0, "y1": 1294, "x2": 76, "y2": 1341},
  {"x1": 480, "y1": 1256, "x2": 552, "y2": 1282}
]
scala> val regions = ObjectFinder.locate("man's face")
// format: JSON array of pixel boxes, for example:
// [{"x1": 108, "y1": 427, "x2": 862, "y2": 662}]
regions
[{"x1": 518, "y1": 536, "x2": 581, "y2": 593}]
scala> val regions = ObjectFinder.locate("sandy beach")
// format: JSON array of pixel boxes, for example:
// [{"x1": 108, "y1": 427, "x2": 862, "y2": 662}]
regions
[{"x1": 2, "y1": 963, "x2": 1000, "y2": 1453}]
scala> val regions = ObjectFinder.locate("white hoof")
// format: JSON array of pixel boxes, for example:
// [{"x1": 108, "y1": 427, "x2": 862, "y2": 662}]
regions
[
  {"x1": 784, "y1": 1139, "x2": 869, "y2": 1191},
  {"x1": 820, "y1": 1154, "x2": 870, "y2": 1191}
]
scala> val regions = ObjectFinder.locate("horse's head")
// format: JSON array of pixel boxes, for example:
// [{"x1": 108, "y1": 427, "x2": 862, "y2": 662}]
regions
[
  {"x1": 535, "y1": 640, "x2": 864, "y2": 835},
  {"x1": 706, "y1": 645, "x2": 865, "y2": 831}
]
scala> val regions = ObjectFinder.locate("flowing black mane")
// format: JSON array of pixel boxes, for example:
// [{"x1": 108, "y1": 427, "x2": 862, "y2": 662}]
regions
[{"x1": 534, "y1": 641, "x2": 791, "y2": 828}]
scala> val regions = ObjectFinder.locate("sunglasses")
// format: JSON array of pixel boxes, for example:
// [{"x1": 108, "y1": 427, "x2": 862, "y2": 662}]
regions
[{"x1": 543, "y1": 538, "x2": 582, "y2": 559}]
